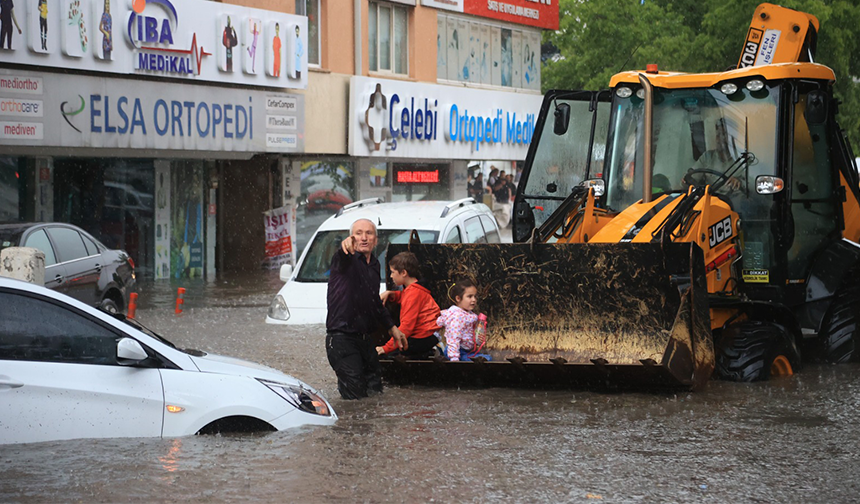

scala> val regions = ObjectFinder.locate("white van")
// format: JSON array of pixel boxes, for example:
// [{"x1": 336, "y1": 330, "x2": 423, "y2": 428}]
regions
[{"x1": 266, "y1": 198, "x2": 501, "y2": 325}]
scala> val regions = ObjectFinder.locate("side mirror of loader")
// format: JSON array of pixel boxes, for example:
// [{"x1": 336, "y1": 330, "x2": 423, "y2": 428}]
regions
[{"x1": 554, "y1": 103, "x2": 571, "y2": 135}]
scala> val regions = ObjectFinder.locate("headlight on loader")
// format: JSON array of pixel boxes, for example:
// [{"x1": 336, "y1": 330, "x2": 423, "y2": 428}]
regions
[{"x1": 268, "y1": 294, "x2": 290, "y2": 321}]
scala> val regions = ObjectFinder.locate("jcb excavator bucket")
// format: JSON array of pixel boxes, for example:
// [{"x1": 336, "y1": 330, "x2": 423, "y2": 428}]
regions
[{"x1": 381, "y1": 242, "x2": 714, "y2": 391}]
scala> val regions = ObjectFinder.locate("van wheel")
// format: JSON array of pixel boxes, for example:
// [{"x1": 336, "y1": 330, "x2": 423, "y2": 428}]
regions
[
  {"x1": 715, "y1": 321, "x2": 800, "y2": 382},
  {"x1": 100, "y1": 297, "x2": 120, "y2": 314},
  {"x1": 821, "y1": 283, "x2": 860, "y2": 364}
]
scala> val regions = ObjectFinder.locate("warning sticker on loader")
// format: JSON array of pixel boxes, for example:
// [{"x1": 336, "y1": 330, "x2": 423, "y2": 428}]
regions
[{"x1": 743, "y1": 269, "x2": 770, "y2": 283}]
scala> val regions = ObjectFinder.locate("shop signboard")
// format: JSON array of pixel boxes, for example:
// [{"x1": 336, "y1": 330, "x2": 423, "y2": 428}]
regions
[
  {"x1": 348, "y1": 75, "x2": 542, "y2": 161},
  {"x1": 464, "y1": 0, "x2": 559, "y2": 30},
  {"x1": 421, "y1": 0, "x2": 464, "y2": 12},
  {"x1": 1, "y1": 0, "x2": 307, "y2": 90},
  {"x1": 0, "y1": 70, "x2": 304, "y2": 153}
]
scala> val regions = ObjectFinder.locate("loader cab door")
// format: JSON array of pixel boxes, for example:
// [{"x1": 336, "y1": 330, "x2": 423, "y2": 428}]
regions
[
  {"x1": 513, "y1": 90, "x2": 611, "y2": 242},
  {"x1": 784, "y1": 87, "x2": 841, "y2": 281}
]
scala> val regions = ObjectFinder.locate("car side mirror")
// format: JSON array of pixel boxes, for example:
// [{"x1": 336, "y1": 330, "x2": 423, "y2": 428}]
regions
[
  {"x1": 755, "y1": 175, "x2": 784, "y2": 195},
  {"x1": 117, "y1": 337, "x2": 148, "y2": 364},
  {"x1": 553, "y1": 103, "x2": 571, "y2": 136},
  {"x1": 279, "y1": 264, "x2": 293, "y2": 282}
]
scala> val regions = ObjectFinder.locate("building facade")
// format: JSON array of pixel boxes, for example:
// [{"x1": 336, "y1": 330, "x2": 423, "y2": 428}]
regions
[{"x1": 0, "y1": 0, "x2": 558, "y2": 279}]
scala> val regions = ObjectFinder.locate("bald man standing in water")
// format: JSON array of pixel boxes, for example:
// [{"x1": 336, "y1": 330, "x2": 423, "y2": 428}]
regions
[{"x1": 325, "y1": 218, "x2": 407, "y2": 399}]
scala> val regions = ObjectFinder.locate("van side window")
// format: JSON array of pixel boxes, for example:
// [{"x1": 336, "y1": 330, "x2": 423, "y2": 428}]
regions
[
  {"x1": 445, "y1": 227, "x2": 462, "y2": 243},
  {"x1": 465, "y1": 217, "x2": 487, "y2": 244},
  {"x1": 479, "y1": 215, "x2": 501, "y2": 243}
]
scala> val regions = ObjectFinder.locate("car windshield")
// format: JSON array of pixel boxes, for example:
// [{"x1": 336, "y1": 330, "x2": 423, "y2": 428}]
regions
[
  {"x1": 603, "y1": 84, "x2": 779, "y2": 218},
  {"x1": 296, "y1": 229, "x2": 440, "y2": 282},
  {"x1": 0, "y1": 227, "x2": 26, "y2": 252}
]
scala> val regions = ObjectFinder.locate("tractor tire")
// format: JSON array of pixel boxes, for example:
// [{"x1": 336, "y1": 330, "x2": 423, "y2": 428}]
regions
[
  {"x1": 820, "y1": 283, "x2": 860, "y2": 364},
  {"x1": 715, "y1": 321, "x2": 800, "y2": 382}
]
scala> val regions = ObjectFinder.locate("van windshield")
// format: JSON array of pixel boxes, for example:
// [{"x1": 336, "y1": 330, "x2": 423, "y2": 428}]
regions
[{"x1": 296, "y1": 229, "x2": 440, "y2": 282}]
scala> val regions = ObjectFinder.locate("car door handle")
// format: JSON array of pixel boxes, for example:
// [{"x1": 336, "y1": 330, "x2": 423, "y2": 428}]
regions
[
  {"x1": 0, "y1": 379, "x2": 24, "y2": 389},
  {"x1": 95, "y1": 263, "x2": 102, "y2": 272},
  {"x1": 53, "y1": 274, "x2": 64, "y2": 284}
]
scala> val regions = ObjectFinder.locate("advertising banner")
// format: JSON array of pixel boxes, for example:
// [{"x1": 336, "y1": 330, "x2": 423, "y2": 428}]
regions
[
  {"x1": 348, "y1": 76, "x2": 542, "y2": 160},
  {"x1": 263, "y1": 205, "x2": 295, "y2": 269},
  {"x1": 0, "y1": 69, "x2": 304, "y2": 153},
  {"x1": 1, "y1": 0, "x2": 308, "y2": 90},
  {"x1": 464, "y1": 0, "x2": 559, "y2": 30}
]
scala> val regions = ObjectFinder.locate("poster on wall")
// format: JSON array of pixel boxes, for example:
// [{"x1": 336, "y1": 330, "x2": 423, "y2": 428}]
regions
[
  {"x1": 154, "y1": 163, "x2": 171, "y2": 280},
  {"x1": 512, "y1": 30, "x2": 522, "y2": 88},
  {"x1": 446, "y1": 17, "x2": 458, "y2": 81},
  {"x1": 171, "y1": 164, "x2": 204, "y2": 279},
  {"x1": 456, "y1": 19, "x2": 469, "y2": 81},
  {"x1": 469, "y1": 22, "x2": 480, "y2": 84},
  {"x1": 479, "y1": 24, "x2": 490, "y2": 84},
  {"x1": 525, "y1": 31, "x2": 541, "y2": 90},
  {"x1": 263, "y1": 205, "x2": 295, "y2": 269},
  {"x1": 437, "y1": 17, "x2": 447, "y2": 79},
  {"x1": 491, "y1": 25, "x2": 501, "y2": 86}
]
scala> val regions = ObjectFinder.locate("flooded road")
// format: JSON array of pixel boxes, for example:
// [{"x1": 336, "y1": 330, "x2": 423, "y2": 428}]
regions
[{"x1": 3, "y1": 273, "x2": 860, "y2": 502}]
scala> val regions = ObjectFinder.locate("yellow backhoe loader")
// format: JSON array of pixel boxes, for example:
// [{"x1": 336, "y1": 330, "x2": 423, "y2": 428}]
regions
[{"x1": 381, "y1": 3, "x2": 860, "y2": 390}]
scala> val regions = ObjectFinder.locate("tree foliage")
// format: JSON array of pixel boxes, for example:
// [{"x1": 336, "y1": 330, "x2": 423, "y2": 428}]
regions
[{"x1": 543, "y1": 0, "x2": 860, "y2": 148}]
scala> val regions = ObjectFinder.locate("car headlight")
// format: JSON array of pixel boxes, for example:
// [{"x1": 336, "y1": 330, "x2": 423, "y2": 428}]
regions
[
  {"x1": 268, "y1": 295, "x2": 290, "y2": 321},
  {"x1": 259, "y1": 380, "x2": 331, "y2": 416}
]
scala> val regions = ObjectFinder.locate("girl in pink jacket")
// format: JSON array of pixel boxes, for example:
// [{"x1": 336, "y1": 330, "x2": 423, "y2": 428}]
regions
[{"x1": 436, "y1": 279, "x2": 479, "y2": 361}]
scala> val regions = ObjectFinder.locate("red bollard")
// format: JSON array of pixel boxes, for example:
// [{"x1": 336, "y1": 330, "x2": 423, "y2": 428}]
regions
[
  {"x1": 175, "y1": 287, "x2": 186, "y2": 315},
  {"x1": 128, "y1": 293, "x2": 138, "y2": 319}
]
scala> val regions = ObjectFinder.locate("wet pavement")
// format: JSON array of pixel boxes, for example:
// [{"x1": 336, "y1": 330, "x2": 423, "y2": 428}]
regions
[{"x1": 3, "y1": 271, "x2": 860, "y2": 502}]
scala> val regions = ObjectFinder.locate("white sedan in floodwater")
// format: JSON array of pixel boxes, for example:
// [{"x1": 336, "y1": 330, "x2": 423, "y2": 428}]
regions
[{"x1": 0, "y1": 276, "x2": 336, "y2": 445}]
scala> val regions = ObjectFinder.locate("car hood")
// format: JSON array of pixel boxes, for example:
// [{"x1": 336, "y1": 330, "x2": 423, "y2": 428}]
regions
[{"x1": 189, "y1": 352, "x2": 305, "y2": 387}]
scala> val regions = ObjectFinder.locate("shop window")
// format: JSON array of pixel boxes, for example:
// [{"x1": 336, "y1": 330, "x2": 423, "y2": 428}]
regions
[
  {"x1": 369, "y1": 2, "x2": 408, "y2": 75},
  {"x1": 391, "y1": 163, "x2": 449, "y2": 202},
  {"x1": 296, "y1": 160, "x2": 355, "y2": 254},
  {"x1": 370, "y1": 162, "x2": 388, "y2": 187},
  {"x1": 0, "y1": 157, "x2": 27, "y2": 221},
  {"x1": 437, "y1": 13, "x2": 540, "y2": 91},
  {"x1": 296, "y1": 0, "x2": 321, "y2": 66},
  {"x1": 53, "y1": 158, "x2": 155, "y2": 278}
]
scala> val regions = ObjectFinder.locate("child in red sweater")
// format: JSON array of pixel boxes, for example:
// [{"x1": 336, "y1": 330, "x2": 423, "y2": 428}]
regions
[{"x1": 376, "y1": 251, "x2": 441, "y2": 359}]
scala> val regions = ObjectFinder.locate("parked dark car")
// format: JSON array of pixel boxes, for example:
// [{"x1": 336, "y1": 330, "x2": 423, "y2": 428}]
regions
[{"x1": 0, "y1": 222, "x2": 136, "y2": 313}]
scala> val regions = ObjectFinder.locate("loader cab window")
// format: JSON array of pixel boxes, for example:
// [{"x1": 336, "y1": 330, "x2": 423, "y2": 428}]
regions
[
  {"x1": 518, "y1": 91, "x2": 610, "y2": 233},
  {"x1": 603, "y1": 83, "x2": 782, "y2": 276}
]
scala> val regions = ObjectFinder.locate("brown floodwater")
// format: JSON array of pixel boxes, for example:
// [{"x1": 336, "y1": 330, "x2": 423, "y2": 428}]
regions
[{"x1": 2, "y1": 273, "x2": 859, "y2": 502}]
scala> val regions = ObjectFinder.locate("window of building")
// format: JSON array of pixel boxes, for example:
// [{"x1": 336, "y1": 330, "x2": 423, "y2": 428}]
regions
[
  {"x1": 437, "y1": 13, "x2": 540, "y2": 91},
  {"x1": 369, "y1": 2, "x2": 408, "y2": 74},
  {"x1": 296, "y1": 0, "x2": 321, "y2": 66}
]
